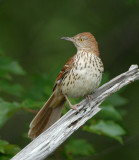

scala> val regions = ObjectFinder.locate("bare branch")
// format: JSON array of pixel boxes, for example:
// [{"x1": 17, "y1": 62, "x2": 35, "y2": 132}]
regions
[{"x1": 11, "y1": 65, "x2": 139, "y2": 160}]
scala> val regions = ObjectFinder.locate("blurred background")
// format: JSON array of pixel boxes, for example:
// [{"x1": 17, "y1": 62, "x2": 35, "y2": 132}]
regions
[{"x1": 0, "y1": 0, "x2": 139, "y2": 159}]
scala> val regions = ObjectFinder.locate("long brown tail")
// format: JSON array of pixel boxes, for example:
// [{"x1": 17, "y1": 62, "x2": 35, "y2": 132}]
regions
[{"x1": 28, "y1": 90, "x2": 66, "y2": 139}]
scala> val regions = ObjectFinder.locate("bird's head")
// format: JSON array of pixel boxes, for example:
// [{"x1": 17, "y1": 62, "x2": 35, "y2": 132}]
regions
[{"x1": 61, "y1": 32, "x2": 99, "y2": 56}]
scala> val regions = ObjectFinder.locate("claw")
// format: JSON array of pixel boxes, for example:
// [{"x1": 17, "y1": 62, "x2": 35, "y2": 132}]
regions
[
  {"x1": 70, "y1": 104, "x2": 79, "y2": 112},
  {"x1": 64, "y1": 95, "x2": 79, "y2": 112},
  {"x1": 85, "y1": 95, "x2": 92, "y2": 106}
]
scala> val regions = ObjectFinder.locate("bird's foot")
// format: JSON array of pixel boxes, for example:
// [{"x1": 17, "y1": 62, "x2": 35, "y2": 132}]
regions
[
  {"x1": 85, "y1": 95, "x2": 92, "y2": 106},
  {"x1": 69, "y1": 104, "x2": 79, "y2": 112},
  {"x1": 64, "y1": 95, "x2": 79, "y2": 112}
]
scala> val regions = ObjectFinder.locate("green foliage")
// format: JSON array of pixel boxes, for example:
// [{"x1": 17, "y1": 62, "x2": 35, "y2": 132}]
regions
[
  {"x1": 0, "y1": 56, "x2": 24, "y2": 159},
  {"x1": 0, "y1": 56, "x2": 25, "y2": 79},
  {"x1": 0, "y1": 80, "x2": 24, "y2": 96},
  {"x1": 0, "y1": 100, "x2": 20, "y2": 128},
  {"x1": 64, "y1": 139, "x2": 95, "y2": 159},
  {"x1": 99, "y1": 105, "x2": 122, "y2": 120},
  {"x1": 21, "y1": 99, "x2": 44, "y2": 109},
  {"x1": 82, "y1": 73, "x2": 128, "y2": 145},
  {"x1": 0, "y1": 0, "x2": 138, "y2": 158},
  {"x1": 106, "y1": 93, "x2": 128, "y2": 107},
  {"x1": 0, "y1": 56, "x2": 128, "y2": 159},
  {"x1": 84, "y1": 120, "x2": 126, "y2": 144},
  {"x1": 0, "y1": 139, "x2": 20, "y2": 160},
  {"x1": 22, "y1": 74, "x2": 53, "y2": 101}
]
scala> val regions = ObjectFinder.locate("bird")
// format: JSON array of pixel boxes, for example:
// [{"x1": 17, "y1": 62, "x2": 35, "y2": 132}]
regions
[{"x1": 28, "y1": 32, "x2": 104, "y2": 139}]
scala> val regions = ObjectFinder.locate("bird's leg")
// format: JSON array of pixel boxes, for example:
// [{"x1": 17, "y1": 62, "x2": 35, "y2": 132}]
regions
[
  {"x1": 64, "y1": 95, "x2": 79, "y2": 112},
  {"x1": 85, "y1": 95, "x2": 92, "y2": 106}
]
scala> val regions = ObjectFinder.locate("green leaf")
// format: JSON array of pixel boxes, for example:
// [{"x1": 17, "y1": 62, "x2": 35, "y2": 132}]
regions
[
  {"x1": 106, "y1": 93, "x2": 128, "y2": 107},
  {"x1": 0, "y1": 140, "x2": 8, "y2": 153},
  {"x1": 0, "y1": 139, "x2": 20, "y2": 155},
  {"x1": 84, "y1": 120, "x2": 126, "y2": 143},
  {"x1": 0, "y1": 80, "x2": 24, "y2": 96},
  {"x1": 65, "y1": 139, "x2": 95, "y2": 159},
  {"x1": 21, "y1": 99, "x2": 44, "y2": 109},
  {"x1": 0, "y1": 101, "x2": 20, "y2": 128},
  {"x1": 101, "y1": 74, "x2": 127, "y2": 107},
  {"x1": 99, "y1": 105, "x2": 122, "y2": 120},
  {"x1": 0, "y1": 155, "x2": 11, "y2": 160},
  {"x1": 0, "y1": 56, "x2": 25, "y2": 76}
]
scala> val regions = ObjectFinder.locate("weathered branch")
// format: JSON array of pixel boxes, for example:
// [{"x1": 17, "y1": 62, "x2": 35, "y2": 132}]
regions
[{"x1": 11, "y1": 65, "x2": 139, "y2": 160}]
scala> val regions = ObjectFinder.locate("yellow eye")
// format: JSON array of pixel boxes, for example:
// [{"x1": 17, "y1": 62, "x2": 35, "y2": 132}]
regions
[{"x1": 80, "y1": 38, "x2": 84, "y2": 42}]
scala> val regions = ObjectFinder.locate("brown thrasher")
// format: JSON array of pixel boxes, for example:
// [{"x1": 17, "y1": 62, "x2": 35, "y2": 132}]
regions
[{"x1": 28, "y1": 32, "x2": 104, "y2": 139}]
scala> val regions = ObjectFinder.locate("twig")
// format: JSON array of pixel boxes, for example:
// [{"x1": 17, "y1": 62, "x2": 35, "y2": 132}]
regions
[
  {"x1": 11, "y1": 65, "x2": 139, "y2": 160},
  {"x1": 24, "y1": 107, "x2": 38, "y2": 114}
]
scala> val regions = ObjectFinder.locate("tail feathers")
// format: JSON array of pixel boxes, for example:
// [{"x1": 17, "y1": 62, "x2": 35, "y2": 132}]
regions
[{"x1": 28, "y1": 91, "x2": 65, "y2": 139}]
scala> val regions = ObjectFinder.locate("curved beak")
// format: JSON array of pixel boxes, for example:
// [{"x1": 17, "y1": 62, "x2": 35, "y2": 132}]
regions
[{"x1": 61, "y1": 37, "x2": 75, "y2": 43}]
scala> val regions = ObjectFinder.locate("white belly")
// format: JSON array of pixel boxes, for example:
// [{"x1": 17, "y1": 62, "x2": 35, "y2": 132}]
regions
[{"x1": 61, "y1": 53, "x2": 103, "y2": 97}]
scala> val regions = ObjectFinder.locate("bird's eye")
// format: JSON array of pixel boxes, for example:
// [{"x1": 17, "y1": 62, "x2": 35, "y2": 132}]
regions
[{"x1": 80, "y1": 38, "x2": 84, "y2": 42}]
